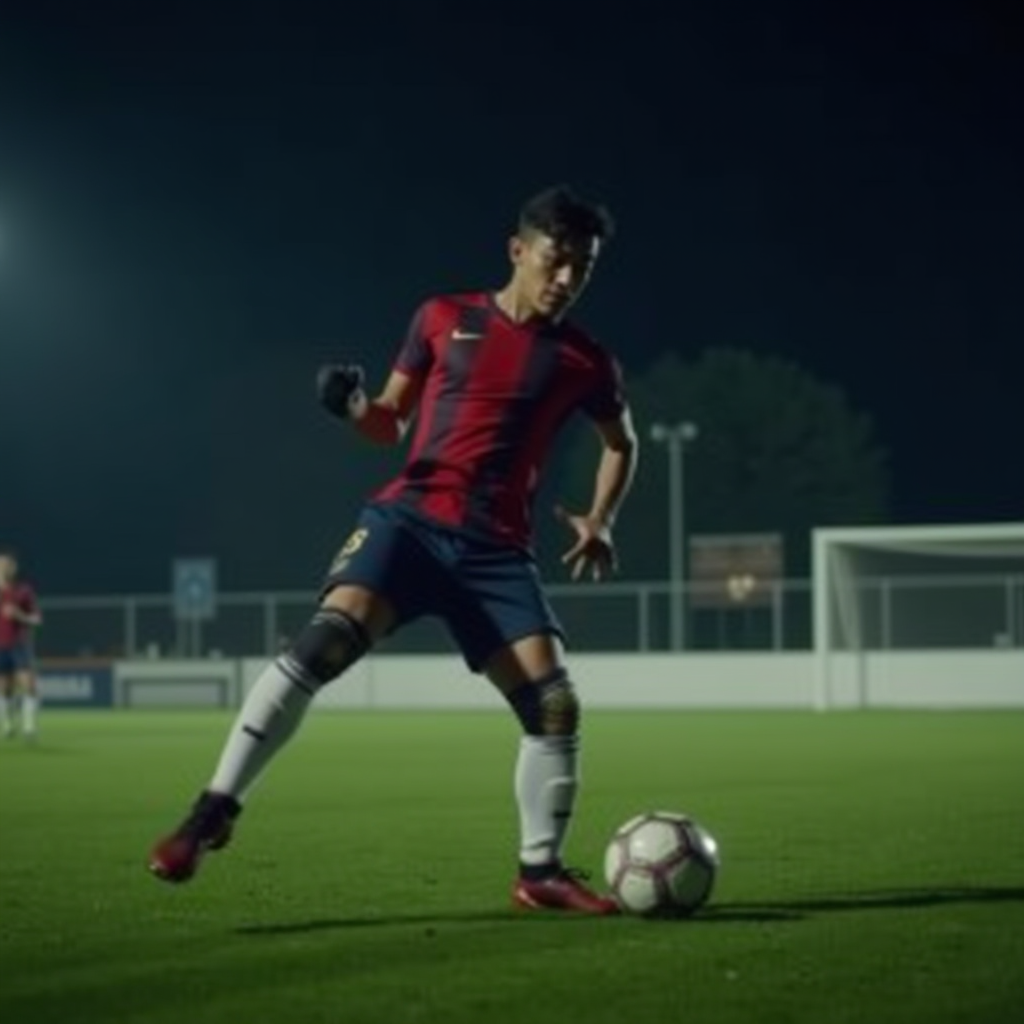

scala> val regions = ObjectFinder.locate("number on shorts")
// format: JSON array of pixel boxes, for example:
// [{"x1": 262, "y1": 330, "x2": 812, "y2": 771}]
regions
[{"x1": 331, "y1": 528, "x2": 369, "y2": 571}]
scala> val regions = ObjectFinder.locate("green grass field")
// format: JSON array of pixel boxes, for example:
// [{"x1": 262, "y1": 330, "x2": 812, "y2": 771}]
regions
[{"x1": 1, "y1": 710, "x2": 1022, "y2": 1024}]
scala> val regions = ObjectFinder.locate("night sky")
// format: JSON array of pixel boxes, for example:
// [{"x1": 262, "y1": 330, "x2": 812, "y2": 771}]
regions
[{"x1": 1, "y1": 0, "x2": 1022, "y2": 595}]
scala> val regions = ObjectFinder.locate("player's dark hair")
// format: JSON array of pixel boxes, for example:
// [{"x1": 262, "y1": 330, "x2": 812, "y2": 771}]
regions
[{"x1": 518, "y1": 185, "x2": 615, "y2": 244}]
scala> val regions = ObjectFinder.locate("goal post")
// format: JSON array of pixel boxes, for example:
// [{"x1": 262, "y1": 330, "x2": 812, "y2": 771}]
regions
[{"x1": 813, "y1": 522, "x2": 1024, "y2": 709}]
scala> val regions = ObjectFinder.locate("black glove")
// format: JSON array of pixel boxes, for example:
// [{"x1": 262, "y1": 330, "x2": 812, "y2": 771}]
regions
[{"x1": 316, "y1": 364, "x2": 366, "y2": 420}]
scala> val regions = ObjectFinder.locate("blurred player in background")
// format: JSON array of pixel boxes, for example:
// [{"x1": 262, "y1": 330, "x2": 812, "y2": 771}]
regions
[
  {"x1": 0, "y1": 550, "x2": 43, "y2": 740},
  {"x1": 150, "y1": 185, "x2": 639, "y2": 914}
]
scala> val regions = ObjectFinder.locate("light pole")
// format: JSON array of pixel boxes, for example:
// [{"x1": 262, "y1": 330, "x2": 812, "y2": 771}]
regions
[{"x1": 650, "y1": 421, "x2": 699, "y2": 651}]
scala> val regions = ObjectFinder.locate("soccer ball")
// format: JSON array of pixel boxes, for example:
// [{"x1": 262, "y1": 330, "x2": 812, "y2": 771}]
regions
[{"x1": 604, "y1": 811, "x2": 720, "y2": 917}]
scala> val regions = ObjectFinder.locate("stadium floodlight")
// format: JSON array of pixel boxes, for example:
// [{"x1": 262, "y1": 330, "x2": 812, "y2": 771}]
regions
[
  {"x1": 812, "y1": 522, "x2": 1024, "y2": 710},
  {"x1": 650, "y1": 421, "x2": 699, "y2": 650}
]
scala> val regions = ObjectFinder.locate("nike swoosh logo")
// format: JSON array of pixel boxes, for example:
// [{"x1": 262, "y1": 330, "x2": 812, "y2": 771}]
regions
[{"x1": 451, "y1": 329, "x2": 484, "y2": 341}]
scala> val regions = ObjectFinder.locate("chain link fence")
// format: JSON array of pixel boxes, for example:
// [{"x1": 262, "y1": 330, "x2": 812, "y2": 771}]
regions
[{"x1": 33, "y1": 574, "x2": 1021, "y2": 660}]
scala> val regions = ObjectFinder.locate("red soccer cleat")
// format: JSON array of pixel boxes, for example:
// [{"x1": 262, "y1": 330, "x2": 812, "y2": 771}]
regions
[
  {"x1": 512, "y1": 867, "x2": 621, "y2": 916},
  {"x1": 148, "y1": 791, "x2": 241, "y2": 883}
]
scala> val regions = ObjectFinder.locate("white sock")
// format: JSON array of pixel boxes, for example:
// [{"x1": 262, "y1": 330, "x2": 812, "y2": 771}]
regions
[
  {"x1": 0, "y1": 695, "x2": 12, "y2": 734},
  {"x1": 208, "y1": 655, "x2": 318, "y2": 801},
  {"x1": 21, "y1": 695, "x2": 37, "y2": 734},
  {"x1": 515, "y1": 734, "x2": 580, "y2": 867}
]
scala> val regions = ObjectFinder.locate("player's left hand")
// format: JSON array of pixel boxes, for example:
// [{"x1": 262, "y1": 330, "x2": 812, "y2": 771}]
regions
[{"x1": 555, "y1": 505, "x2": 617, "y2": 581}]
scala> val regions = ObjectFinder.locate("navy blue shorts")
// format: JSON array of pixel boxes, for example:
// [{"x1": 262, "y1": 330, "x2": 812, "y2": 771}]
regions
[
  {"x1": 321, "y1": 502, "x2": 564, "y2": 673},
  {"x1": 0, "y1": 645, "x2": 32, "y2": 675}
]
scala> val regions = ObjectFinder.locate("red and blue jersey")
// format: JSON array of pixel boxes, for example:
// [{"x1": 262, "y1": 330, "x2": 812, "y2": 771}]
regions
[
  {"x1": 0, "y1": 582, "x2": 38, "y2": 649},
  {"x1": 373, "y1": 291, "x2": 625, "y2": 549}
]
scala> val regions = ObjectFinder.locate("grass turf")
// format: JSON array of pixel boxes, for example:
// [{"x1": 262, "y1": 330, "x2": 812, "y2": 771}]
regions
[{"x1": 0, "y1": 709, "x2": 1022, "y2": 1024}]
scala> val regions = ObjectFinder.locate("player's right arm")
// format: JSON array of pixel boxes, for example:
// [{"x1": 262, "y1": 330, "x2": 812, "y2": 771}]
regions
[
  {"x1": 16, "y1": 588, "x2": 43, "y2": 627},
  {"x1": 0, "y1": 587, "x2": 41, "y2": 627},
  {"x1": 316, "y1": 366, "x2": 422, "y2": 446},
  {"x1": 350, "y1": 370, "x2": 423, "y2": 446},
  {"x1": 316, "y1": 301, "x2": 433, "y2": 446}
]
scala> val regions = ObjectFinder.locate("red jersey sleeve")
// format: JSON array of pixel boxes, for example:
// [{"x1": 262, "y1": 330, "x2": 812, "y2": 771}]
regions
[
  {"x1": 581, "y1": 351, "x2": 626, "y2": 422},
  {"x1": 393, "y1": 302, "x2": 434, "y2": 379}
]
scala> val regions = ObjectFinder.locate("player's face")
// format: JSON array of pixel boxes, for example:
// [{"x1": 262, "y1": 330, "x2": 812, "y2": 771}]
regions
[{"x1": 510, "y1": 231, "x2": 601, "y2": 319}]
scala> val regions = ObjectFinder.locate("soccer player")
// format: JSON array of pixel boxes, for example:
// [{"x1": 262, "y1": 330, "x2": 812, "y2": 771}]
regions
[
  {"x1": 149, "y1": 185, "x2": 639, "y2": 914},
  {"x1": 0, "y1": 550, "x2": 43, "y2": 740}
]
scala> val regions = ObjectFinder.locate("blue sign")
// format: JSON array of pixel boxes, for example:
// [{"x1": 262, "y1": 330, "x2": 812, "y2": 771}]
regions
[
  {"x1": 173, "y1": 558, "x2": 217, "y2": 620},
  {"x1": 37, "y1": 663, "x2": 114, "y2": 708}
]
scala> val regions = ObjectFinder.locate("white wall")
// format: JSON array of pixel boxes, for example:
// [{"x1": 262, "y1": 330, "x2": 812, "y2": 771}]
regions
[
  {"x1": 862, "y1": 650, "x2": 1024, "y2": 708},
  {"x1": 114, "y1": 658, "x2": 240, "y2": 708},
  {"x1": 111, "y1": 651, "x2": 1024, "y2": 710},
  {"x1": 232, "y1": 650, "x2": 1023, "y2": 710},
  {"x1": 236, "y1": 653, "x2": 815, "y2": 710}
]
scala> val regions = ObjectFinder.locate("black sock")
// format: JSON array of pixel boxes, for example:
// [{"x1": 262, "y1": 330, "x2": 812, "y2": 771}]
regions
[{"x1": 519, "y1": 860, "x2": 562, "y2": 881}]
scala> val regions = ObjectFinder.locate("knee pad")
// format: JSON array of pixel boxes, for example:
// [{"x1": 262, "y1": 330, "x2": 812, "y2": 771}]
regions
[
  {"x1": 287, "y1": 608, "x2": 370, "y2": 686},
  {"x1": 507, "y1": 669, "x2": 580, "y2": 736}
]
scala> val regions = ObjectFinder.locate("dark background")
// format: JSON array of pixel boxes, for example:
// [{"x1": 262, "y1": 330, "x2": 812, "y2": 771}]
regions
[{"x1": 1, "y1": 0, "x2": 1021, "y2": 594}]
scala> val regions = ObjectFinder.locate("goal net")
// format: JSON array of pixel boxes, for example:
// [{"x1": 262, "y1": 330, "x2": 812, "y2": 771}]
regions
[{"x1": 812, "y1": 523, "x2": 1024, "y2": 709}]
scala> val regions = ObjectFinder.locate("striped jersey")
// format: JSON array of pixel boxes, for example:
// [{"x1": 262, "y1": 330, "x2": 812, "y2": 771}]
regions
[
  {"x1": 372, "y1": 291, "x2": 625, "y2": 548},
  {"x1": 0, "y1": 582, "x2": 37, "y2": 649}
]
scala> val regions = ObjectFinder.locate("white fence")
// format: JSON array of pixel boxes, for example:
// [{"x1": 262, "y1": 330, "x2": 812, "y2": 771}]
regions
[{"x1": 35, "y1": 574, "x2": 1024, "y2": 660}]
